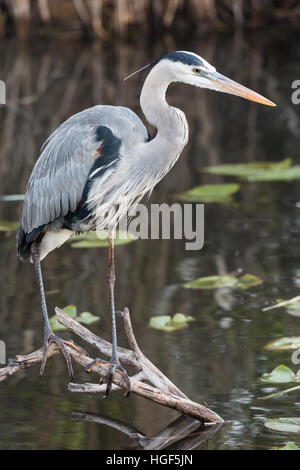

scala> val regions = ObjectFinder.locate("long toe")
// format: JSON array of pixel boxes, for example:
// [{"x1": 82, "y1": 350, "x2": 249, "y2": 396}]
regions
[
  {"x1": 39, "y1": 333, "x2": 81, "y2": 381},
  {"x1": 106, "y1": 363, "x2": 131, "y2": 397}
]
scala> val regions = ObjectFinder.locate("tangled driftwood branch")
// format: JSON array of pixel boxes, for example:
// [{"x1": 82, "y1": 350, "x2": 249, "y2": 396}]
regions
[{"x1": 0, "y1": 307, "x2": 223, "y2": 424}]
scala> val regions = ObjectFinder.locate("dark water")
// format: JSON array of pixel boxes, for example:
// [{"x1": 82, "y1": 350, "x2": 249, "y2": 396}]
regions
[{"x1": 1, "y1": 30, "x2": 300, "y2": 450}]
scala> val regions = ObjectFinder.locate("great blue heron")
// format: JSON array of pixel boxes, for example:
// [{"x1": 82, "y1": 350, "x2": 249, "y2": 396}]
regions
[{"x1": 17, "y1": 51, "x2": 275, "y2": 395}]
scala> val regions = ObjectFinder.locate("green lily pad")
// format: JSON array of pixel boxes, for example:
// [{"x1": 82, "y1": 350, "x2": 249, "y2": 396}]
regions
[
  {"x1": 76, "y1": 311, "x2": 99, "y2": 325},
  {"x1": 249, "y1": 166, "x2": 300, "y2": 182},
  {"x1": 265, "y1": 418, "x2": 300, "y2": 434},
  {"x1": 204, "y1": 157, "x2": 300, "y2": 182},
  {"x1": 172, "y1": 313, "x2": 195, "y2": 324},
  {"x1": 70, "y1": 230, "x2": 135, "y2": 248},
  {"x1": 50, "y1": 305, "x2": 99, "y2": 331},
  {"x1": 149, "y1": 313, "x2": 195, "y2": 332},
  {"x1": 175, "y1": 183, "x2": 240, "y2": 204},
  {"x1": 62, "y1": 305, "x2": 78, "y2": 318},
  {"x1": 236, "y1": 273, "x2": 262, "y2": 290},
  {"x1": 273, "y1": 442, "x2": 299, "y2": 450},
  {"x1": 183, "y1": 273, "x2": 262, "y2": 290},
  {"x1": 259, "y1": 365, "x2": 300, "y2": 384},
  {"x1": 264, "y1": 337, "x2": 300, "y2": 351},
  {"x1": 203, "y1": 158, "x2": 291, "y2": 180},
  {"x1": 0, "y1": 194, "x2": 25, "y2": 201},
  {"x1": 0, "y1": 220, "x2": 19, "y2": 232},
  {"x1": 184, "y1": 274, "x2": 237, "y2": 289}
]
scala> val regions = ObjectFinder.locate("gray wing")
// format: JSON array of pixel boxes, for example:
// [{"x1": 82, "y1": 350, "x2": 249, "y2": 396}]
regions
[{"x1": 20, "y1": 105, "x2": 149, "y2": 235}]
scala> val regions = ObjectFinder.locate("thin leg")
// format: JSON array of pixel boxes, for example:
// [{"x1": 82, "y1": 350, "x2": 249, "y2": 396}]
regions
[
  {"x1": 85, "y1": 231, "x2": 131, "y2": 396},
  {"x1": 31, "y1": 242, "x2": 86, "y2": 380},
  {"x1": 108, "y1": 231, "x2": 117, "y2": 363}
]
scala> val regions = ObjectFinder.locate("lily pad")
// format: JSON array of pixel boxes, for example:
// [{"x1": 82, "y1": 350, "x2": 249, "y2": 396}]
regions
[
  {"x1": 184, "y1": 274, "x2": 237, "y2": 289},
  {"x1": 273, "y1": 442, "x2": 299, "y2": 450},
  {"x1": 76, "y1": 311, "x2": 100, "y2": 325},
  {"x1": 149, "y1": 313, "x2": 195, "y2": 332},
  {"x1": 264, "y1": 418, "x2": 300, "y2": 434},
  {"x1": 203, "y1": 158, "x2": 291, "y2": 180},
  {"x1": 264, "y1": 337, "x2": 300, "y2": 351},
  {"x1": 175, "y1": 183, "x2": 240, "y2": 204},
  {"x1": 236, "y1": 273, "x2": 262, "y2": 290},
  {"x1": 259, "y1": 365, "x2": 300, "y2": 384},
  {"x1": 70, "y1": 230, "x2": 135, "y2": 248},
  {"x1": 62, "y1": 305, "x2": 77, "y2": 318},
  {"x1": 49, "y1": 304, "x2": 99, "y2": 331},
  {"x1": 183, "y1": 273, "x2": 262, "y2": 290},
  {"x1": 0, "y1": 220, "x2": 19, "y2": 232},
  {"x1": 249, "y1": 166, "x2": 300, "y2": 182},
  {"x1": 0, "y1": 194, "x2": 25, "y2": 201}
]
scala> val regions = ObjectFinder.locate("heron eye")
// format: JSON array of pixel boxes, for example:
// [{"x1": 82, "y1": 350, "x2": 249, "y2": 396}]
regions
[{"x1": 193, "y1": 68, "x2": 201, "y2": 74}]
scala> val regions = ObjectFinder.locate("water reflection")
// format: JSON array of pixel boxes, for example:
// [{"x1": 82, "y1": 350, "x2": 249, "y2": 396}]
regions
[
  {"x1": 1, "y1": 31, "x2": 300, "y2": 449},
  {"x1": 70, "y1": 413, "x2": 221, "y2": 450}
]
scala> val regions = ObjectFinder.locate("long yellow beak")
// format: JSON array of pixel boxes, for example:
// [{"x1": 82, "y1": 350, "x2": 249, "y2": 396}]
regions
[{"x1": 205, "y1": 70, "x2": 276, "y2": 107}]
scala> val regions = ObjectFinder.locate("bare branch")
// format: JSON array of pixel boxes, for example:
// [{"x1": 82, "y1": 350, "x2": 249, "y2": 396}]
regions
[{"x1": 0, "y1": 307, "x2": 223, "y2": 424}]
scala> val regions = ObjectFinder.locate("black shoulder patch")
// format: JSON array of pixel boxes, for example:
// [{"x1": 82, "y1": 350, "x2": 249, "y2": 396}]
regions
[
  {"x1": 92, "y1": 125, "x2": 121, "y2": 179},
  {"x1": 63, "y1": 125, "x2": 121, "y2": 230}
]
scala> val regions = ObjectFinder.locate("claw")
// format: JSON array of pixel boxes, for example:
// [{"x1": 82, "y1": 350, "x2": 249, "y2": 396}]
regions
[
  {"x1": 40, "y1": 333, "x2": 85, "y2": 381},
  {"x1": 85, "y1": 358, "x2": 131, "y2": 397},
  {"x1": 106, "y1": 362, "x2": 131, "y2": 397}
]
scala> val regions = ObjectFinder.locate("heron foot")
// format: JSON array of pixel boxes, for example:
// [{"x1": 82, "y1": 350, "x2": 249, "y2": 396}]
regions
[
  {"x1": 40, "y1": 330, "x2": 87, "y2": 381},
  {"x1": 85, "y1": 358, "x2": 131, "y2": 397}
]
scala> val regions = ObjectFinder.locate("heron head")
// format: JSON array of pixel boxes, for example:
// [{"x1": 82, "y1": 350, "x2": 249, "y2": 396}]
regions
[{"x1": 127, "y1": 50, "x2": 276, "y2": 107}]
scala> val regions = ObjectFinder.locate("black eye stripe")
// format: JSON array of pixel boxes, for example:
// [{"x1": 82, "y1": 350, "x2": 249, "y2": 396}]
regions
[{"x1": 161, "y1": 52, "x2": 204, "y2": 67}]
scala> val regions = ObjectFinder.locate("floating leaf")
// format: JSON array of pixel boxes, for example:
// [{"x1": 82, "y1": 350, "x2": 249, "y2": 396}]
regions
[
  {"x1": 0, "y1": 194, "x2": 25, "y2": 201},
  {"x1": 184, "y1": 274, "x2": 237, "y2": 289},
  {"x1": 62, "y1": 305, "x2": 77, "y2": 318},
  {"x1": 172, "y1": 313, "x2": 195, "y2": 324},
  {"x1": 264, "y1": 337, "x2": 300, "y2": 351},
  {"x1": 183, "y1": 273, "x2": 262, "y2": 290},
  {"x1": 49, "y1": 315, "x2": 67, "y2": 332},
  {"x1": 272, "y1": 442, "x2": 299, "y2": 450},
  {"x1": 70, "y1": 230, "x2": 135, "y2": 248},
  {"x1": 76, "y1": 311, "x2": 99, "y2": 325},
  {"x1": 204, "y1": 158, "x2": 300, "y2": 182},
  {"x1": 249, "y1": 166, "x2": 300, "y2": 182},
  {"x1": 149, "y1": 313, "x2": 195, "y2": 332},
  {"x1": 259, "y1": 365, "x2": 300, "y2": 384},
  {"x1": 264, "y1": 418, "x2": 300, "y2": 434},
  {"x1": 203, "y1": 158, "x2": 291, "y2": 179},
  {"x1": 175, "y1": 183, "x2": 240, "y2": 204},
  {"x1": 50, "y1": 305, "x2": 99, "y2": 331},
  {"x1": 236, "y1": 273, "x2": 262, "y2": 290},
  {"x1": 0, "y1": 220, "x2": 19, "y2": 232}
]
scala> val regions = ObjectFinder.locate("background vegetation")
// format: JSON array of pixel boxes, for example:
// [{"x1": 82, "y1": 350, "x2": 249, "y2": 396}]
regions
[{"x1": 1, "y1": 0, "x2": 300, "y2": 39}]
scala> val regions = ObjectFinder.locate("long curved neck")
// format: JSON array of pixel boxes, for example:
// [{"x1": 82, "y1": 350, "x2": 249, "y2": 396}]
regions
[{"x1": 140, "y1": 66, "x2": 189, "y2": 149}]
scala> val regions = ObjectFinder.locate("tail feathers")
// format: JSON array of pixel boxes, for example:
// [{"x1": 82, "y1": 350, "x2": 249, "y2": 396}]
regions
[{"x1": 17, "y1": 225, "x2": 45, "y2": 261}]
